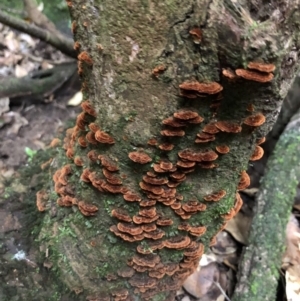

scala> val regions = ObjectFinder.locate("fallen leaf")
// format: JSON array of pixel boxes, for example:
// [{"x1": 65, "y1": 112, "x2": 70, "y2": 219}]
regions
[
  {"x1": 67, "y1": 91, "x2": 83, "y2": 106},
  {"x1": 225, "y1": 211, "x2": 252, "y2": 245}
]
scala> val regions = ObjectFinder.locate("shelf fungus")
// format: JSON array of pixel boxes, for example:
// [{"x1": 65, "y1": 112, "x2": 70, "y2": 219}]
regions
[
  {"x1": 86, "y1": 131, "x2": 98, "y2": 145},
  {"x1": 95, "y1": 130, "x2": 115, "y2": 144},
  {"x1": 173, "y1": 110, "x2": 199, "y2": 120},
  {"x1": 247, "y1": 61, "x2": 276, "y2": 73},
  {"x1": 195, "y1": 132, "x2": 215, "y2": 143},
  {"x1": 237, "y1": 170, "x2": 250, "y2": 190},
  {"x1": 152, "y1": 64, "x2": 166, "y2": 77},
  {"x1": 256, "y1": 137, "x2": 266, "y2": 145},
  {"x1": 98, "y1": 155, "x2": 119, "y2": 171},
  {"x1": 78, "y1": 51, "x2": 93, "y2": 66},
  {"x1": 222, "y1": 68, "x2": 238, "y2": 80},
  {"x1": 111, "y1": 208, "x2": 132, "y2": 222},
  {"x1": 179, "y1": 81, "x2": 223, "y2": 95},
  {"x1": 158, "y1": 143, "x2": 174, "y2": 151},
  {"x1": 215, "y1": 121, "x2": 242, "y2": 133},
  {"x1": 215, "y1": 145, "x2": 230, "y2": 154},
  {"x1": 161, "y1": 128, "x2": 185, "y2": 137},
  {"x1": 36, "y1": 190, "x2": 48, "y2": 212},
  {"x1": 81, "y1": 100, "x2": 97, "y2": 117},
  {"x1": 189, "y1": 27, "x2": 202, "y2": 44},
  {"x1": 128, "y1": 151, "x2": 152, "y2": 164},
  {"x1": 235, "y1": 69, "x2": 274, "y2": 83},
  {"x1": 202, "y1": 122, "x2": 220, "y2": 134},
  {"x1": 204, "y1": 189, "x2": 226, "y2": 202},
  {"x1": 78, "y1": 201, "x2": 98, "y2": 216},
  {"x1": 243, "y1": 113, "x2": 266, "y2": 127},
  {"x1": 165, "y1": 236, "x2": 191, "y2": 249},
  {"x1": 250, "y1": 145, "x2": 264, "y2": 161}
]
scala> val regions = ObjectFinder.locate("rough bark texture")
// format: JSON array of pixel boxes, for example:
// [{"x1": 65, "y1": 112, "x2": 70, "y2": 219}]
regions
[
  {"x1": 2, "y1": 0, "x2": 300, "y2": 301},
  {"x1": 233, "y1": 108, "x2": 300, "y2": 301}
]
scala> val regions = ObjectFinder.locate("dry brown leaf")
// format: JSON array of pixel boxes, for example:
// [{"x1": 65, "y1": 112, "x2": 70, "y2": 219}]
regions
[
  {"x1": 225, "y1": 211, "x2": 252, "y2": 245},
  {"x1": 286, "y1": 266, "x2": 300, "y2": 301}
]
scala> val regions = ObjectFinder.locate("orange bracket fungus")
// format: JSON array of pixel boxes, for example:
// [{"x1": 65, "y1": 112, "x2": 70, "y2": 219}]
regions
[
  {"x1": 250, "y1": 145, "x2": 264, "y2": 161},
  {"x1": 216, "y1": 145, "x2": 230, "y2": 154},
  {"x1": 243, "y1": 113, "x2": 266, "y2": 127},
  {"x1": 78, "y1": 51, "x2": 93, "y2": 65},
  {"x1": 247, "y1": 61, "x2": 276, "y2": 73},
  {"x1": 95, "y1": 130, "x2": 115, "y2": 144},
  {"x1": 238, "y1": 170, "x2": 251, "y2": 190},
  {"x1": 235, "y1": 69, "x2": 274, "y2": 83},
  {"x1": 215, "y1": 121, "x2": 242, "y2": 133},
  {"x1": 189, "y1": 27, "x2": 202, "y2": 44},
  {"x1": 179, "y1": 81, "x2": 223, "y2": 95},
  {"x1": 128, "y1": 151, "x2": 152, "y2": 164}
]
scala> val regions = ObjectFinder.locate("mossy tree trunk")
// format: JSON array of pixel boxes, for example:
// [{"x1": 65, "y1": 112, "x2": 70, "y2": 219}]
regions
[{"x1": 2, "y1": 0, "x2": 300, "y2": 301}]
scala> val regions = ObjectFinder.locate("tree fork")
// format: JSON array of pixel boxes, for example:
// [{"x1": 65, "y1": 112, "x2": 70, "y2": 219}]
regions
[{"x1": 32, "y1": 1, "x2": 300, "y2": 300}]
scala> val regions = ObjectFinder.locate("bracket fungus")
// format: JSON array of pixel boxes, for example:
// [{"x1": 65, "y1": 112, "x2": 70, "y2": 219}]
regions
[
  {"x1": 215, "y1": 145, "x2": 230, "y2": 154},
  {"x1": 235, "y1": 69, "x2": 274, "y2": 83},
  {"x1": 250, "y1": 145, "x2": 264, "y2": 161},
  {"x1": 247, "y1": 61, "x2": 276, "y2": 73},
  {"x1": 95, "y1": 130, "x2": 115, "y2": 144},
  {"x1": 78, "y1": 51, "x2": 93, "y2": 66},
  {"x1": 243, "y1": 113, "x2": 266, "y2": 127},
  {"x1": 238, "y1": 170, "x2": 250, "y2": 190},
  {"x1": 215, "y1": 121, "x2": 242, "y2": 133},
  {"x1": 161, "y1": 129, "x2": 185, "y2": 137},
  {"x1": 204, "y1": 189, "x2": 227, "y2": 202},
  {"x1": 179, "y1": 81, "x2": 223, "y2": 95},
  {"x1": 128, "y1": 151, "x2": 152, "y2": 164},
  {"x1": 173, "y1": 110, "x2": 199, "y2": 120}
]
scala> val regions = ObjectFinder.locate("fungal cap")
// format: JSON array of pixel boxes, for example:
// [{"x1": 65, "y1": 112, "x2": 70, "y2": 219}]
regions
[
  {"x1": 238, "y1": 170, "x2": 250, "y2": 190},
  {"x1": 158, "y1": 143, "x2": 174, "y2": 151},
  {"x1": 202, "y1": 122, "x2": 220, "y2": 134},
  {"x1": 203, "y1": 189, "x2": 227, "y2": 201},
  {"x1": 173, "y1": 110, "x2": 199, "y2": 120},
  {"x1": 161, "y1": 129, "x2": 185, "y2": 137},
  {"x1": 95, "y1": 130, "x2": 115, "y2": 144},
  {"x1": 222, "y1": 68, "x2": 238, "y2": 79},
  {"x1": 256, "y1": 136, "x2": 266, "y2": 145},
  {"x1": 216, "y1": 145, "x2": 230, "y2": 154},
  {"x1": 164, "y1": 236, "x2": 191, "y2": 249},
  {"x1": 189, "y1": 27, "x2": 202, "y2": 43},
  {"x1": 179, "y1": 81, "x2": 223, "y2": 94},
  {"x1": 243, "y1": 113, "x2": 266, "y2": 127},
  {"x1": 235, "y1": 69, "x2": 274, "y2": 82},
  {"x1": 215, "y1": 121, "x2": 242, "y2": 133},
  {"x1": 250, "y1": 145, "x2": 264, "y2": 161},
  {"x1": 111, "y1": 208, "x2": 132, "y2": 222},
  {"x1": 123, "y1": 191, "x2": 141, "y2": 202},
  {"x1": 128, "y1": 151, "x2": 152, "y2": 164},
  {"x1": 162, "y1": 117, "x2": 185, "y2": 127},
  {"x1": 247, "y1": 61, "x2": 276, "y2": 73}
]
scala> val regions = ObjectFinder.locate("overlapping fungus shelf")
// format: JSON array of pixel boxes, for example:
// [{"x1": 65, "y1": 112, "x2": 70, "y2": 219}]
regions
[
  {"x1": 164, "y1": 236, "x2": 191, "y2": 249},
  {"x1": 87, "y1": 150, "x2": 98, "y2": 162},
  {"x1": 98, "y1": 155, "x2": 119, "y2": 171},
  {"x1": 188, "y1": 225, "x2": 207, "y2": 237},
  {"x1": 152, "y1": 64, "x2": 166, "y2": 77},
  {"x1": 203, "y1": 189, "x2": 227, "y2": 201},
  {"x1": 86, "y1": 131, "x2": 98, "y2": 144},
  {"x1": 215, "y1": 121, "x2": 242, "y2": 133},
  {"x1": 158, "y1": 143, "x2": 174, "y2": 151},
  {"x1": 161, "y1": 129, "x2": 185, "y2": 137},
  {"x1": 78, "y1": 201, "x2": 98, "y2": 216},
  {"x1": 162, "y1": 117, "x2": 186, "y2": 127},
  {"x1": 179, "y1": 81, "x2": 223, "y2": 95},
  {"x1": 173, "y1": 110, "x2": 199, "y2": 120},
  {"x1": 81, "y1": 100, "x2": 97, "y2": 117},
  {"x1": 247, "y1": 61, "x2": 276, "y2": 73},
  {"x1": 202, "y1": 122, "x2": 220, "y2": 134},
  {"x1": 78, "y1": 51, "x2": 93, "y2": 66},
  {"x1": 142, "y1": 175, "x2": 168, "y2": 185},
  {"x1": 235, "y1": 69, "x2": 274, "y2": 82},
  {"x1": 128, "y1": 151, "x2": 152, "y2": 164},
  {"x1": 243, "y1": 113, "x2": 266, "y2": 127},
  {"x1": 147, "y1": 138, "x2": 158, "y2": 146},
  {"x1": 250, "y1": 145, "x2": 264, "y2": 161},
  {"x1": 111, "y1": 208, "x2": 132, "y2": 222},
  {"x1": 95, "y1": 130, "x2": 115, "y2": 144},
  {"x1": 195, "y1": 132, "x2": 215, "y2": 143},
  {"x1": 256, "y1": 137, "x2": 266, "y2": 145},
  {"x1": 215, "y1": 145, "x2": 230, "y2": 154},
  {"x1": 237, "y1": 170, "x2": 250, "y2": 190}
]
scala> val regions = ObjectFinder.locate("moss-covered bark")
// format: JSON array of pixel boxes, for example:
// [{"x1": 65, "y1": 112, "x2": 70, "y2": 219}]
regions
[
  {"x1": 232, "y1": 109, "x2": 300, "y2": 301},
  {"x1": 2, "y1": 0, "x2": 300, "y2": 300}
]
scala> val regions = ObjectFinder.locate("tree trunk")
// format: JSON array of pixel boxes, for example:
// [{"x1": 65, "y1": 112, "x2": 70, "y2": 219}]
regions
[{"x1": 2, "y1": 0, "x2": 300, "y2": 300}]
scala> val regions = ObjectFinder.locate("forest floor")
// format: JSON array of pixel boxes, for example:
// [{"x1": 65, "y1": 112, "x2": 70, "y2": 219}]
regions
[{"x1": 0, "y1": 16, "x2": 300, "y2": 301}]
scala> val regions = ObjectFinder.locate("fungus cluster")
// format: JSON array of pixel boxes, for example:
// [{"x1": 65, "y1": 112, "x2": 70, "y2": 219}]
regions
[
  {"x1": 43, "y1": 49, "x2": 273, "y2": 299},
  {"x1": 223, "y1": 61, "x2": 276, "y2": 83}
]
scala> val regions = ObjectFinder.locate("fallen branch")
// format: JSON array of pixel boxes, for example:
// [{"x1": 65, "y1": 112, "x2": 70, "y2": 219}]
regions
[
  {"x1": 0, "y1": 62, "x2": 77, "y2": 102},
  {"x1": 232, "y1": 109, "x2": 300, "y2": 301},
  {"x1": 0, "y1": 10, "x2": 76, "y2": 58}
]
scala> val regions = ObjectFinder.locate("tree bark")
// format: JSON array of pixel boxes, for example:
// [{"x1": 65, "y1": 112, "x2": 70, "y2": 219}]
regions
[{"x1": 2, "y1": 1, "x2": 300, "y2": 300}]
